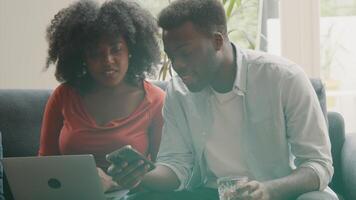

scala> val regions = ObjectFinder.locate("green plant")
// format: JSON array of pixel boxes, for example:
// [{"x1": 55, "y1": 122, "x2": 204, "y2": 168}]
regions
[
  {"x1": 158, "y1": 53, "x2": 173, "y2": 80},
  {"x1": 222, "y1": 0, "x2": 265, "y2": 50}
]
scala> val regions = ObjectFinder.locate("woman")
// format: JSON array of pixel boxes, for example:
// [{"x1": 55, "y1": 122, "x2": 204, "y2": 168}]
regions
[{"x1": 39, "y1": 0, "x2": 164, "y2": 192}]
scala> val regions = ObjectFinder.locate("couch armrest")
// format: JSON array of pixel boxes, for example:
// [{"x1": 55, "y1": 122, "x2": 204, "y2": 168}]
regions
[{"x1": 341, "y1": 133, "x2": 356, "y2": 200}]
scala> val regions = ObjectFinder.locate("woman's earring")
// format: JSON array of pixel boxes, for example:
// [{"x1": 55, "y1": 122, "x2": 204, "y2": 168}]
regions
[{"x1": 80, "y1": 63, "x2": 87, "y2": 77}]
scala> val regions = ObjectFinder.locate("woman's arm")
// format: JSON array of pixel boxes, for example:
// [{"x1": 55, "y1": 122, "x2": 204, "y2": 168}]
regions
[{"x1": 38, "y1": 86, "x2": 64, "y2": 155}]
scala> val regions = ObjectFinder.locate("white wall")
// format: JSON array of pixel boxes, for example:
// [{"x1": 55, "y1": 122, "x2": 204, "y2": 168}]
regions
[
  {"x1": 0, "y1": 0, "x2": 106, "y2": 89},
  {"x1": 0, "y1": 0, "x2": 166, "y2": 89}
]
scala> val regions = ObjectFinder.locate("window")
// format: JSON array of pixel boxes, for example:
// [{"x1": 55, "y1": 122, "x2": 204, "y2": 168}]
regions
[
  {"x1": 320, "y1": 0, "x2": 356, "y2": 133},
  {"x1": 264, "y1": 0, "x2": 280, "y2": 55}
]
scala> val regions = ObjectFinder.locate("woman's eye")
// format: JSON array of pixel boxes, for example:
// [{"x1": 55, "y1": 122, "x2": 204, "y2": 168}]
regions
[
  {"x1": 87, "y1": 50, "x2": 100, "y2": 58},
  {"x1": 111, "y1": 44, "x2": 122, "y2": 53}
]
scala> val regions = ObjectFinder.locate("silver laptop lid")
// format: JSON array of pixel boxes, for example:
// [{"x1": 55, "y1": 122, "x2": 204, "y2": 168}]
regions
[{"x1": 2, "y1": 154, "x2": 106, "y2": 200}]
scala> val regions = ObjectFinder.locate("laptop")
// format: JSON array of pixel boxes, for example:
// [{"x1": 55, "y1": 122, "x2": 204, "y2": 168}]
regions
[{"x1": 2, "y1": 154, "x2": 128, "y2": 200}]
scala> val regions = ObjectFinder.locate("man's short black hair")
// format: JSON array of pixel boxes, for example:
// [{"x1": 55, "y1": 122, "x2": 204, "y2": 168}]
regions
[{"x1": 158, "y1": 0, "x2": 227, "y2": 36}]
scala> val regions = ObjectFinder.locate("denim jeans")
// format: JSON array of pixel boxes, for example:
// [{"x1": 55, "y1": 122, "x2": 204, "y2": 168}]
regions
[{"x1": 126, "y1": 187, "x2": 218, "y2": 200}]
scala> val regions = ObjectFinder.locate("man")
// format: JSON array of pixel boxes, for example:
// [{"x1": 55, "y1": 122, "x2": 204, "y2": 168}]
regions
[{"x1": 108, "y1": 0, "x2": 337, "y2": 199}]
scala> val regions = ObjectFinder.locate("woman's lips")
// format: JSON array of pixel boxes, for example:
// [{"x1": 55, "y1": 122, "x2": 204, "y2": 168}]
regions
[{"x1": 103, "y1": 69, "x2": 118, "y2": 78}]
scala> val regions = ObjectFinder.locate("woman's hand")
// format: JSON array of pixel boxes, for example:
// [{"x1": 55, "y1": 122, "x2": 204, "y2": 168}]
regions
[{"x1": 97, "y1": 167, "x2": 122, "y2": 193}]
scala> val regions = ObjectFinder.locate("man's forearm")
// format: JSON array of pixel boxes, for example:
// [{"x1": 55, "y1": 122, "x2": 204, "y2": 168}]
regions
[
  {"x1": 264, "y1": 167, "x2": 320, "y2": 200},
  {"x1": 140, "y1": 165, "x2": 181, "y2": 191}
]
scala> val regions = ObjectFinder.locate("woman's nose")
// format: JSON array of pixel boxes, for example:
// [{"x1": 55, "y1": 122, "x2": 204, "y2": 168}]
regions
[{"x1": 102, "y1": 49, "x2": 115, "y2": 64}]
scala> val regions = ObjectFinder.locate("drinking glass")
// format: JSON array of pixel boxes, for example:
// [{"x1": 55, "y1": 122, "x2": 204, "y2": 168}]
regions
[{"x1": 217, "y1": 176, "x2": 248, "y2": 200}]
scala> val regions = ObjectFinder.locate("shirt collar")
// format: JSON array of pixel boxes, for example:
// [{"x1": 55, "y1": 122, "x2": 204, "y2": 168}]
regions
[
  {"x1": 191, "y1": 43, "x2": 248, "y2": 98},
  {"x1": 232, "y1": 43, "x2": 247, "y2": 96}
]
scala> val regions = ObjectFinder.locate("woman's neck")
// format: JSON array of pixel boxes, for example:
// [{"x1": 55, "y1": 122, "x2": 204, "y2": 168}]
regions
[{"x1": 91, "y1": 80, "x2": 142, "y2": 97}]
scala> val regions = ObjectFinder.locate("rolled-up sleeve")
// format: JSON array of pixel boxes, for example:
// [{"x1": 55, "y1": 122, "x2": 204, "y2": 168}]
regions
[
  {"x1": 156, "y1": 84, "x2": 194, "y2": 191},
  {"x1": 282, "y1": 67, "x2": 333, "y2": 190}
]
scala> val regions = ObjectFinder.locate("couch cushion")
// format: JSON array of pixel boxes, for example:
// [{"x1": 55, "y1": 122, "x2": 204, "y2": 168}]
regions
[
  {"x1": 342, "y1": 133, "x2": 356, "y2": 200},
  {"x1": 328, "y1": 112, "x2": 346, "y2": 196}
]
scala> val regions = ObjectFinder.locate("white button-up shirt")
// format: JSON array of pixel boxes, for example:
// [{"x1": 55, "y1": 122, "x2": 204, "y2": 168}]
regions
[{"x1": 156, "y1": 44, "x2": 333, "y2": 191}]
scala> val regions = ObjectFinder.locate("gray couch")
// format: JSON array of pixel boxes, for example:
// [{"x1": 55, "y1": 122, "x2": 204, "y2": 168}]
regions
[{"x1": 0, "y1": 80, "x2": 355, "y2": 200}]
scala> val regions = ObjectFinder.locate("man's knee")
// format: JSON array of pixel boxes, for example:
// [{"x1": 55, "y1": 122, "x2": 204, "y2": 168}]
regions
[
  {"x1": 126, "y1": 191, "x2": 175, "y2": 200},
  {"x1": 126, "y1": 188, "x2": 218, "y2": 200},
  {"x1": 296, "y1": 191, "x2": 338, "y2": 200}
]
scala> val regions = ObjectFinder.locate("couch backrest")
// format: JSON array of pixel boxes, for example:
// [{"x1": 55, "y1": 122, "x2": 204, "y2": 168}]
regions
[
  {"x1": 0, "y1": 79, "x2": 345, "y2": 198},
  {"x1": 0, "y1": 90, "x2": 51, "y2": 157},
  {"x1": 309, "y1": 79, "x2": 327, "y2": 123}
]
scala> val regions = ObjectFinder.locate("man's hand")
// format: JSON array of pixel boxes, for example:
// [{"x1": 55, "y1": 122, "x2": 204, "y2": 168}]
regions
[
  {"x1": 107, "y1": 159, "x2": 151, "y2": 190},
  {"x1": 97, "y1": 167, "x2": 121, "y2": 193},
  {"x1": 227, "y1": 180, "x2": 271, "y2": 200},
  {"x1": 228, "y1": 167, "x2": 320, "y2": 200}
]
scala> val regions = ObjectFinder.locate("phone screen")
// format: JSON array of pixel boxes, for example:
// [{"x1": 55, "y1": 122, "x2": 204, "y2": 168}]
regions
[{"x1": 106, "y1": 145, "x2": 156, "y2": 171}]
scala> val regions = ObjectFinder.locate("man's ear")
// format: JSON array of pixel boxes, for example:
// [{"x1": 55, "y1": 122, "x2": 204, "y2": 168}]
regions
[{"x1": 212, "y1": 32, "x2": 224, "y2": 51}]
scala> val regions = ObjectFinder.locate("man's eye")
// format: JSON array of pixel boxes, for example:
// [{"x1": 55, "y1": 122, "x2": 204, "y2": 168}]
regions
[{"x1": 181, "y1": 52, "x2": 191, "y2": 59}]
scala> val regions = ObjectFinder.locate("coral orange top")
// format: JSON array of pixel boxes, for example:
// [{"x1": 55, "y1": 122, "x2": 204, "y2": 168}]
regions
[{"x1": 39, "y1": 81, "x2": 165, "y2": 169}]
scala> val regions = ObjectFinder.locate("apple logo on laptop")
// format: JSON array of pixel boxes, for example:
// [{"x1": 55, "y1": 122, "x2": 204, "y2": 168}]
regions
[{"x1": 48, "y1": 178, "x2": 62, "y2": 189}]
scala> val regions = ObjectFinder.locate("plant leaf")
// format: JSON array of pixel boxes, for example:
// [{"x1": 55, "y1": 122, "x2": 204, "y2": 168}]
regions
[
  {"x1": 241, "y1": 30, "x2": 255, "y2": 49},
  {"x1": 159, "y1": 54, "x2": 172, "y2": 80},
  {"x1": 226, "y1": 0, "x2": 236, "y2": 19},
  {"x1": 236, "y1": 0, "x2": 242, "y2": 8}
]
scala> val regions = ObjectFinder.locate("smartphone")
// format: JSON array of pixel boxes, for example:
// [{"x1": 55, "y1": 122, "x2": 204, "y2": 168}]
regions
[{"x1": 106, "y1": 145, "x2": 156, "y2": 171}]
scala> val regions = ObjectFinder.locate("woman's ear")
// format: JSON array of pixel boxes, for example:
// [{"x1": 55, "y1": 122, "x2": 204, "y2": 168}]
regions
[{"x1": 212, "y1": 32, "x2": 224, "y2": 51}]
